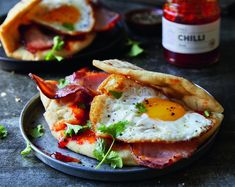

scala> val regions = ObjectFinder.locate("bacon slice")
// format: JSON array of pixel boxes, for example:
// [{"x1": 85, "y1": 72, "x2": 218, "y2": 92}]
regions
[
  {"x1": 68, "y1": 68, "x2": 109, "y2": 91},
  {"x1": 22, "y1": 25, "x2": 53, "y2": 53},
  {"x1": 29, "y1": 69, "x2": 108, "y2": 100},
  {"x1": 93, "y1": 5, "x2": 120, "y2": 32},
  {"x1": 130, "y1": 141, "x2": 198, "y2": 169}
]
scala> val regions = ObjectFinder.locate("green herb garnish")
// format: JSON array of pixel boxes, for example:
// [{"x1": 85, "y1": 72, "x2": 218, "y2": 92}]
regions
[
  {"x1": 29, "y1": 124, "x2": 44, "y2": 138},
  {"x1": 62, "y1": 23, "x2": 75, "y2": 31},
  {"x1": 204, "y1": 110, "x2": 210, "y2": 117},
  {"x1": 135, "y1": 102, "x2": 147, "y2": 115},
  {"x1": 21, "y1": 141, "x2": 32, "y2": 156},
  {"x1": 45, "y1": 36, "x2": 64, "y2": 61},
  {"x1": 93, "y1": 138, "x2": 123, "y2": 169},
  {"x1": 58, "y1": 78, "x2": 69, "y2": 89},
  {"x1": 98, "y1": 121, "x2": 129, "y2": 138},
  {"x1": 0, "y1": 125, "x2": 7, "y2": 139},
  {"x1": 94, "y1": 121, "x2": 129, "y2": 169},
  {"x1": 108, "y1": 90, "x2": 123, "y2": 99},
  {"x1": 127, "y1": 39, "x2": 144, "y2": 57},
  {"x1": 86, "y1": 120, "x2": 92, "y2": 129},
  {"x1": 64, "y1": 123, "x2": 89, "y2": 137}
]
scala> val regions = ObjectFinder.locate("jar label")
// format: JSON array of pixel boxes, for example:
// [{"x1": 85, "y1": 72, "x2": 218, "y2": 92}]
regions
[{"x1": 162, "y1": 18, "x2": 220, "y2": 54}]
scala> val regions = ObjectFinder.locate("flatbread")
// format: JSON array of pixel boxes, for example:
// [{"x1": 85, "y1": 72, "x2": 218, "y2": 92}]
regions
[
  {"x1": 35, "y1": 60, "x2": 224, "y2": 168},
  {"x1": 93, "y1": 59, "x2": 224, "y2": 113},
  {"x1": 90, "y1": 73, "x2": 223, "y2": 143},
  {"x1": 0, "y1": 0, "x2": 41, "y2": 56},
  {"x1": 0, "y1": 0, "x2": 96, "y2": 60},
  {"x1": 39, "y1": 91, "x2": 137, "y2": 165},
  {"x1": 10, "y1": 33, "x2": 96, "y2": 60}
]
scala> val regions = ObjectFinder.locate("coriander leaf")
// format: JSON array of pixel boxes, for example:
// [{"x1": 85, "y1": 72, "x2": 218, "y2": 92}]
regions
[
  {"x1": 108, "y1": 90, "x2": 123, "y2": 99},
  {"x1": 62, "y1": 23, "x2": 75, "y2": 31},
  {"x1": 77, "y1": 102, "x2": 86, "y2": 109},
  {"x1": 54, "y1": 55, "x2": 63, "y2": 62},
  {"x1": 95, "y1": 121, "x2": 128, "y2": 169},
  {"x1": 95, "y1": 137, "x2": 115, "y2": 169},
  {"x1": 93, "y1": 139, "x2": 123, "y2": 169},
  {"x1": 86, "y1": 120, "x2": 92, "y2": 129},
  {"x1": 0, "y1": 125, "x2": 7, "y2": 139},
  {"x1": 45, "y1": 51, "x2": 54, "y2": 61},
  {"x1": 128, "y1": 43, "x2": 144, "y2": 57},
  {"x1": 106, "y1": 151, "x2": 123, "y2": 169},
  {"x1": 58, "y1": 78, "x2": 69, "y2": 89},
  {"x1": 135, "y1": 102, "x2": 147, "y2": 115},
  {"x1": 21, "y1": 141, "x2": 32, "y2": 156},
  {"x1": 53, "y1": 36, "x2": 64, "y2": 51},
  {"x1": 64, "y1": 123, "x2": 89, "y2": 137},
  {"x1": 93, "y1": 138, "x2": 106, "y2": 161},
  {"x1": 29, "y1": 124, "x2": 44, "y2": 138},
  {"x1": 45, "y1": 36, "x2": 64, "y2": 61},
  {"x1": 98, "y1": 121, "x2": 129, "y2": 138},
  {"x1": 127, "y1": 39, "x2": 144, "y2": 57},
  {"x1": 204, "y1": 110, "x2": 210, "y2": 117}
]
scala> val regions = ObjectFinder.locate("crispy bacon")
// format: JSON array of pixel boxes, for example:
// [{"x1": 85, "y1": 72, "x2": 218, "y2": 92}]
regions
[
  {"x1": 22, "y1": 25, "x2": 53, "y2": 53},
  {"x1": 29, "y1": 73, "x2": 93, "y2": 100},
  {"x1": 29, "y1": 69, "x2": 108, "y2": 101},
  {"x1": 68, "y1": 68, "x2": 109, "y2": 91},
  {"x1": 130, "y1": 141, "x2": 198, "y2": 169},
  {"x1": 93, "y1": 5, "x2": 120, "y2": 32},
  {"x1": 21, "y1": 4, "x2": 120, "y2": 53}
]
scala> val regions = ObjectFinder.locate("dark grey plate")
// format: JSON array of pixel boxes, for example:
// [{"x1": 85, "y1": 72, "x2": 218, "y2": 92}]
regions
[{"x1": 19, "y1": 94, "x2": 219, "y2": 181}]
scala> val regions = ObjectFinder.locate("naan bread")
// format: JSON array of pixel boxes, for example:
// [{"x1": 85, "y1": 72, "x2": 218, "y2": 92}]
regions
[
  {"x1": 0, "y1": 0, "x2": 40, "y2": 56},
  {"x1": 91, "y1": 59, "x2": 224, "y2": 144},
  {"x1": 40, "y1": 91, "x2": 137, "y2": 165},
  {"x1": 10, "y1": 33, "x2": 96, "y2": 61},
  {"x1": 33, "y1": 60, "x2": 224, "y2": 168},
  {"x1": 0, "y1": 0, "x2": 96, "y2": 60},
  {"x1": 93, "y1": 59, "x2": 224, "y2": 113}
]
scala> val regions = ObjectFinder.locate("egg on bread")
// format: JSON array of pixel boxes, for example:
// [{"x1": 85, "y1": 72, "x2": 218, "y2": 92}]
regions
[
  {"x1": 90, "y1": 59, "x2": 223, "y2": 144},
  {"x1": 29, "y1": 59, "x2": 224, "y2": 169},
  {"x1": 0, "y1": 0, "x2": 120, "y2": 60},
  {"x1": 90, "y1": 74, "x2": 221, "y2": 143},
  {"x1": 30, "y1": 0, "x2": 95, "y2": 35}
]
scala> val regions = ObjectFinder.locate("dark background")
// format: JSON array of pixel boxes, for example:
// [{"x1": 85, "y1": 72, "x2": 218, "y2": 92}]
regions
[{"x1": 0, "y1": 0, "x2": 235, "y2": 186}]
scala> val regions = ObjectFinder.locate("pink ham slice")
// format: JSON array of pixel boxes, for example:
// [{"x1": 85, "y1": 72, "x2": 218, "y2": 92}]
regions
[
  {"x1": 130, "y1": 141, "x2": 199, "y2": 169},
  {"x1": 23, "y1": 25, "x2": 53, "y2": 53}
]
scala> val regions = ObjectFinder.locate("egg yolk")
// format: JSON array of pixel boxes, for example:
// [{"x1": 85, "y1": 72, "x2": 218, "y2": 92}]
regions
[
  {"x1": 144, "y1": 98, "x2": 186, "y2": 121},
  {"x1": 41, "y1": 5, "x2": 80, "y2": 24}
]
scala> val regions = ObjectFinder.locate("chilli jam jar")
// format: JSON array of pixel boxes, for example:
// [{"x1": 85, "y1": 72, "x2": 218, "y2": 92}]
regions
[{"x1": 162, "y1": 0, "x2": 221, "y2": 68}]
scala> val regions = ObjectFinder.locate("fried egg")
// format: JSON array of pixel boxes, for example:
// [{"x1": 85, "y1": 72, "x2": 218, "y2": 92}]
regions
[
  {"x1": 31, "y1": 0, "x2": 95, "y2": 35},
  {"x1": 91, "y1": 74, "x2": 213, "y2": 143}
]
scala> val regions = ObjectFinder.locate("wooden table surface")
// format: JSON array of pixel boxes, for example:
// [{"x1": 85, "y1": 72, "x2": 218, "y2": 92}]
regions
[{"x1": 0, "y1": 0, "x2": 235, "y2": 186}]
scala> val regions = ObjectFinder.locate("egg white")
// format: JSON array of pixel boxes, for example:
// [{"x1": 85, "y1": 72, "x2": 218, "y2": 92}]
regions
[
  {"x1": 96, "y1": 85, "x2": 213, "y2": 142},
  {"x1": 31, "y1": 0, "x2": 95, "y2": 34}
]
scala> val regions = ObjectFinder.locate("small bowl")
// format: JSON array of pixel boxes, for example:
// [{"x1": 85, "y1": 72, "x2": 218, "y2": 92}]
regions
[{"x1": 125, "y1": 8, "x2": 163, "y2": 36}]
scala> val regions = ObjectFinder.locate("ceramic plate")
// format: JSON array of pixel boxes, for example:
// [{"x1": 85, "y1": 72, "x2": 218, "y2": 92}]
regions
[{"x1": 19, "y1": 94, "x2": 219, "y2": 181}]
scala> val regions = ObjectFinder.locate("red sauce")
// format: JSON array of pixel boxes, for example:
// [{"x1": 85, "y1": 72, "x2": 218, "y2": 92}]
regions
[
  {"x1": 75, "y1": 130, "x2": 96, "y2": 145},
  {"x1": 58, "y1": 130, "x2": 96, "y2": 149},
  {"x1": 50, "y1": 152, "x2": 81, "y2": 163},
  {"x1": 163, "y1": 0, "x2": 221, "y2": 68},
  {"x1": 58, "y1": 137, "x2": 70, "y2": 148},
  {"x1": 70, "y1": 104, "x2": 87, "y2": 125}
]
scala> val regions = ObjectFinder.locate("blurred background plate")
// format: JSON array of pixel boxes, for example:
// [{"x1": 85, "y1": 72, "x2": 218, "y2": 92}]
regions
[
  {"x1": 19, "y1": 94, "x2": 219, "y2": 181},
  {"x1": 0, "y1": 15, "x2": 126, "y2": 73}
]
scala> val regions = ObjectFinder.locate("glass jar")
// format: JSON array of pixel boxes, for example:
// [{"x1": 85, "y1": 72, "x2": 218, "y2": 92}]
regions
[{"x1": 162, "y1": 0, "x2": 221, "y2": 68}]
